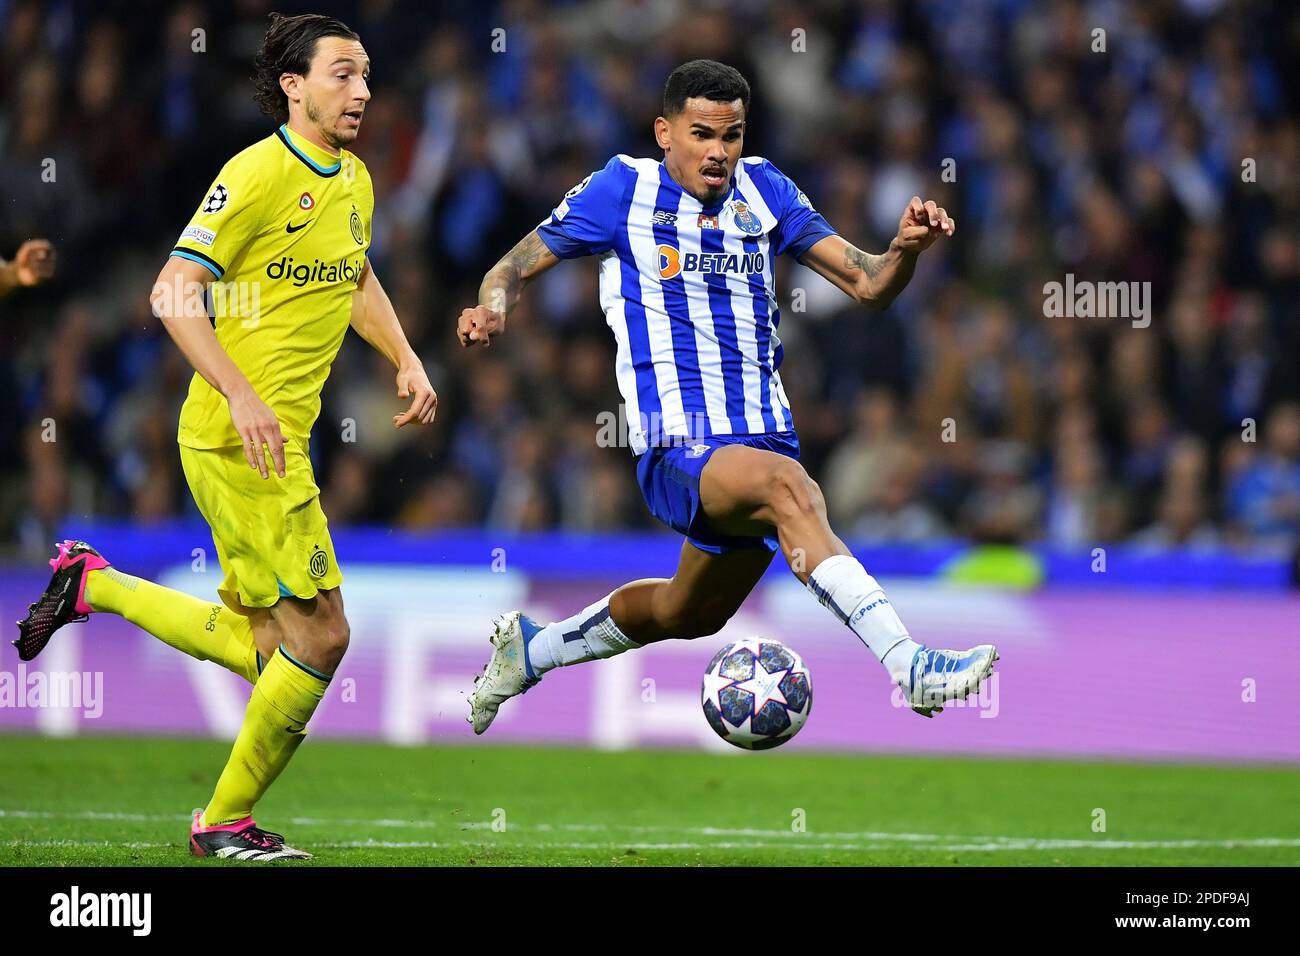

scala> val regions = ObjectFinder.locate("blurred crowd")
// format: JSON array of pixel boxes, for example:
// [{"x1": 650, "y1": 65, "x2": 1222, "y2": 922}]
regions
[{"x1": 1, "y1": 0, "x2": 1298, "y2": 560}]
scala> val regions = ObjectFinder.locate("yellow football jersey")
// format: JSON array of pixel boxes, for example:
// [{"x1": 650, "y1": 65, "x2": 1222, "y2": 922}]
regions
[{"x1": 170, "y1": 123, "x2": 374, "y2": 449}]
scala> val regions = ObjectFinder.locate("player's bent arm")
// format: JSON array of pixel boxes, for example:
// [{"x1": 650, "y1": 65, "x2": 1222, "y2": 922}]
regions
[
  {"x1": 352, "y1": 259, "x2": 420, "y2": 369},
  {"x1": 798, "y1": 235, "x2": 918, "y2": 311},
  {"x1": 352, "y1": 260, "x2": 437, "y2": 427},
  {"x1": 149, "y1": 255, "x2": 286, "y2": 478},
  {"x1": 149, "y1": 256, "x2": 254, "y2": 398},
  {"x1": 479, "y1": 229, "x2": 560, "y2": 316},
  {"x1": 460, "y1": 229, "x2": 560, "y2": 347}
]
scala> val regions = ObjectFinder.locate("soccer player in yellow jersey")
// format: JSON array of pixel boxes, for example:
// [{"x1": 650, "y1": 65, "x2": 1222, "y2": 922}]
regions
[{"x1": 14, "y1": 13, "x2": 436, "y2": 861}]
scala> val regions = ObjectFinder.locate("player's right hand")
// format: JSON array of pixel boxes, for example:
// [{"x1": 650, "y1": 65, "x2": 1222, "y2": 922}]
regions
[
  {"x1": 457, "y1": 305, "x2": 504, "y2": 348},
  {"x1": 13, "y1": 239, "x2": 56, "y2": 286},
  {"x1": 227, "y1": 387, "x2": 286, "y2": 479}
]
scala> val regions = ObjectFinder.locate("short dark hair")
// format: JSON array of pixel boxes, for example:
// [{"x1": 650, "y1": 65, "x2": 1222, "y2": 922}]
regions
[
  {"x1": 252, "y1": 12, "x2": 360, "y2": 124},
  {"x1": 662, "y1": 59, "x2": 750, "y2": 118}
]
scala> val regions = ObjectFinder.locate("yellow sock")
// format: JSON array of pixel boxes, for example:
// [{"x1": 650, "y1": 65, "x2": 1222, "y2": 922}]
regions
[
  {"x1": 84, "y1": 567, "x2": 260, "y2": 684},
  {"x1": 201, "y1": 646, "x2": 329, "y2": 827}
]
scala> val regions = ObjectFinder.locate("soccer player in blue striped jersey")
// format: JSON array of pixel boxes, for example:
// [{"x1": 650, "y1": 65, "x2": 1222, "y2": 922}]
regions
[{"x1": 463, "y1": 60, "x2": 997, "y2": 731}]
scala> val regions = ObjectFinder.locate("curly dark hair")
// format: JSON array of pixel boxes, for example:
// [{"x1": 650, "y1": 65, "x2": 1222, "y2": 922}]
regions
[
  {"x1": 252, "y1": 12, "x2": 360, "y2": 125},
  {"x1": 662, "y1": 59, "x2": 750, "y2": 118}
]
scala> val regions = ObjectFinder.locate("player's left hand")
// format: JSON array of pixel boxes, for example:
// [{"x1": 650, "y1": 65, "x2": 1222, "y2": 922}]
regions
[
  {"x1": 394, "y1": 361, "x2": 437, "y2": 428},
  {"x1": 13, "y1": 239, "x2": 56, "y2": 286},
  {"x1": 893, "y1": 197, "x2": 954, "y2": 255}
]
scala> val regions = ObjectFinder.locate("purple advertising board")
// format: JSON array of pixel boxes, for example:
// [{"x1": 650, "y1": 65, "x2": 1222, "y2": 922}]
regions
[{"x1": 1, "y1": 563, "x2": 1297, "y2": 762}]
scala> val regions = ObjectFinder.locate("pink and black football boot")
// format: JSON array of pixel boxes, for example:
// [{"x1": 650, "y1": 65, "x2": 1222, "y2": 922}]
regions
[
  {"x1": 189, "y1": 810, "x2": 313, "y2": 861},
  {"x1": 12, "y1": 539, "x2": 110, "y2": 661}
]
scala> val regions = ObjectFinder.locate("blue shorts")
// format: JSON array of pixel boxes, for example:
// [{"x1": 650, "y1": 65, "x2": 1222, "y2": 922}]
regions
[{"x1": 635, "y1": 431, "x2": 801, "y2": 554}]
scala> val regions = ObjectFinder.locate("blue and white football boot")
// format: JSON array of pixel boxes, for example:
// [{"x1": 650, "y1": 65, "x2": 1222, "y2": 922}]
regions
[
  {"x1": 900, "y1": 644, "x2": 999, "y2": 717},
  {"x1": 467, "y1": 611, "x2": 542, "y2": 735}
]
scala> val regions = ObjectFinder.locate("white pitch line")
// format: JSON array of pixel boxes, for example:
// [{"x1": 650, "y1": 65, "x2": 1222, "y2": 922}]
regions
[
  {"x1": 2, "y1": 810, "x2": 1297, "y2": 852},
  {"x1": 6, "y1": 837, "x2": 1300, "y2": 853},
  {"x1": 317, "y1": 838, "x2": 1300, "y2": 851}
]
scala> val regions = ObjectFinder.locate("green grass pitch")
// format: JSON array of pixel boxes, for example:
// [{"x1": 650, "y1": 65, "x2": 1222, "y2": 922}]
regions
[{"x1": 1, "y1": 734, "x2": 1296, "y2": 866}]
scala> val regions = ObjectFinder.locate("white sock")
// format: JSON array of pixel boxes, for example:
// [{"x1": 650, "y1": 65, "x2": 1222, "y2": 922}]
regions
[
  {"x1": 806, "y1": 554, "x2": 920, "y2": 684},
  {"x1": 525, "y1": 593, "x2": 642, "y2": 675}
]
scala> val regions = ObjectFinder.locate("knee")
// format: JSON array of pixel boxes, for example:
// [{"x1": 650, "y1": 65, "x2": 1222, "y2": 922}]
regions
[
  {"x1": 324, "y1": 614, "x2": 351, "y2": 661},
  {"x1": 310, "y1": 611, "x2": 350, "y2": 668},
  {"x1": 764, "y1": 459, "x2": 824, "y2": 522}
]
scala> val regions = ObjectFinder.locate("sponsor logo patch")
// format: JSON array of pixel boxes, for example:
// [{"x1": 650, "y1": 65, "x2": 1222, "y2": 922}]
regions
[
  {"x1": 180, "y1": 225, "x2": 216, "y2": 247},
  {"x1": 655, "y1": 244, "x2": 765, "y2": 278},
  {"x1": 266, "y1": 255, "x2": 365, "y2": 287},
  {"x1": 658, "y1": 244, "x2": 682, "y2": 279}
]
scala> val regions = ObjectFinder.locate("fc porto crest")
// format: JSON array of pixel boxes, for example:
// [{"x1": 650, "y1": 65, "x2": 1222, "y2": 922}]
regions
[{"x1": 728, "y1": 200, "x2": 762, "y2": 235}]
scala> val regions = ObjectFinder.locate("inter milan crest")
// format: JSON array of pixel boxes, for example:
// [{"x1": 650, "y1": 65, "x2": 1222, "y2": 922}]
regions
[
  {"x1": 349, "y1": 206, "x2": 364, "y2": 245},
  {"x1": 729, "y1": 200, "x2": 762, "y2": 235}
]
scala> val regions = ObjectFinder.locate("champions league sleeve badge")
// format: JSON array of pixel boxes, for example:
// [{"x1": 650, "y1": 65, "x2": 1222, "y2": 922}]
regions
[{"x1": 202, "y1": 183, "x2": 229, "y2": 214}]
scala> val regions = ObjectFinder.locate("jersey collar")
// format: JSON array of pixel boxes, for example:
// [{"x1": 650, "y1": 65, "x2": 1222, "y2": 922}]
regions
[{"x1": 277, "y1": 124, "x2": 342, "y2": 177}]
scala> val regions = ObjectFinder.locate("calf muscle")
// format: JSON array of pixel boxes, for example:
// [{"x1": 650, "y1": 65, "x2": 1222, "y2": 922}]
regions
[{"x1": 609, "y1": 542, "x2": 772, "y2": 644}]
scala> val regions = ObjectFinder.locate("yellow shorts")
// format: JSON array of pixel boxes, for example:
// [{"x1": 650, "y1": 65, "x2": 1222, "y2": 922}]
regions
[{"x1": 179, "y1": 439, "x2": 343, "y2": 610}]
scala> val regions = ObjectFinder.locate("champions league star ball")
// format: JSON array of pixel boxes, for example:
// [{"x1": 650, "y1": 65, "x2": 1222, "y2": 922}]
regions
[{"x1": 701, "y1": 638, "x2": 812, "y2": 750}]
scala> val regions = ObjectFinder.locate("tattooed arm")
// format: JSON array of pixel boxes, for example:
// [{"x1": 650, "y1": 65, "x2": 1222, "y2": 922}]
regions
[
  {"x1": 799, "y1": 196, "x2": 954, "y2": 310},
  {"x1": 457, "y1": 229, "x2": 560, "y2": 347}
]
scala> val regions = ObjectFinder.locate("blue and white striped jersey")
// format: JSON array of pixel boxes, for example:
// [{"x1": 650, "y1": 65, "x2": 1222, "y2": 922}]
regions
[{"x1": 537, "y1": 155, "x2": 835, "y2": 455}]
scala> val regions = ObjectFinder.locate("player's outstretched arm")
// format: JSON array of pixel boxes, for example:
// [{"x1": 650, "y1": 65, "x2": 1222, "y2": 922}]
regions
[
  {"x1": 0, "y1": 239, "x2": 56, "y2": 297},
  {"x1": 149, "y1": 255, "x2": 286, "y2": 479},
  {"x1": 352, "y1": 259, "x2": 437, "y2": 428},
  {"x1": 800, "y1": 197, "x2": 955, "y2": 310},
  {"x1": 458, "y1": 229, "x2": 560, "y2": 347}
]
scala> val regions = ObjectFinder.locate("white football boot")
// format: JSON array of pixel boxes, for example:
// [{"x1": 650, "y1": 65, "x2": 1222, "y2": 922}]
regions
[
  {"x1": 467, "y1": 611, "x2": 542, "y2": 735},
  {"x1": 900, "y1": 644, "x2": 999, "y2": 717}
]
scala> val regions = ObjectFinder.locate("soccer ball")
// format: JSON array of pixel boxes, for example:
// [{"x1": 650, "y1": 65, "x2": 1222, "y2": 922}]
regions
[{"x1": 701, "y1": 638, "x2": 812, "y2": 750}]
